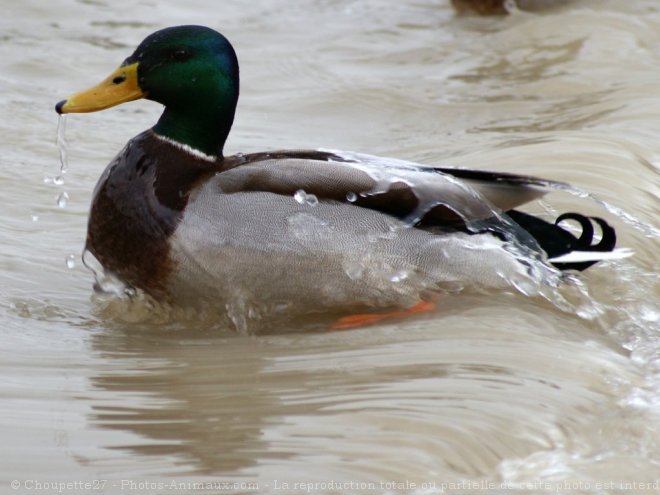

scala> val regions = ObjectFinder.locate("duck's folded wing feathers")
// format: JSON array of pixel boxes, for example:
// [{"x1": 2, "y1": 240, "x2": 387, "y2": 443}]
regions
[{"x1": 218, "y1": 150, "x2": 554, "y2": 226}]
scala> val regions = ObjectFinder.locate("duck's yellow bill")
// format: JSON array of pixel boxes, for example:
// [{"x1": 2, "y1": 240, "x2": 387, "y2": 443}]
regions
[{"x1": 55, "y1": 62, "x2": 144, "y2": 114}]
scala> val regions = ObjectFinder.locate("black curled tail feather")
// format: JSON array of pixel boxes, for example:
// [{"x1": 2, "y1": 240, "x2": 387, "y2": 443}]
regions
[
  {"x1": 506, "y1": 210, "x2": 617, "y2": 271},
  {"x1": 552, "y1": 213, "x2": 616, "y2": 270}
]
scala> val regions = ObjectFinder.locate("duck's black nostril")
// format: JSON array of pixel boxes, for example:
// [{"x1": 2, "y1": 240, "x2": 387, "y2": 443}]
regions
[
  {"x1": 55, "y1": 100, "x2": 66, "y2": 114},
  {"x1": 112, "y1": 75, "x2": 126, "y2": 84}
]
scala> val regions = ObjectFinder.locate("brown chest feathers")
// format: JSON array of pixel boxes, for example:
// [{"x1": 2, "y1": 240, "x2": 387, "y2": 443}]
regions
[{"x1": 86, "y1": 131, "x2": 220, "y2": 297}]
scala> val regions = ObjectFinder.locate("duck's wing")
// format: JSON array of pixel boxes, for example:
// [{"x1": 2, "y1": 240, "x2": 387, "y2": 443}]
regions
[
  {"x1": 171, "y1": 149, "x2": 563, "y2": 311},
  {"x1": 219, "y1": 149, "x2": 555, "y2": 227},
  {"x1": 430, "y1": 165, "x2": 558, "y2": 212}
]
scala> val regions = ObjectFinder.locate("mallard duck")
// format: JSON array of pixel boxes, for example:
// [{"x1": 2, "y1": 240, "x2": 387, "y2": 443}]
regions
[
  {"x1": 450, "y1": 0, "x2": 570, "y2": 15},
  {"x1": 56, "y1": 25, "x2": 617, "y2": 324},
  {"x1": 451, "y1": 0, "x2": 509, "y2": 15}
]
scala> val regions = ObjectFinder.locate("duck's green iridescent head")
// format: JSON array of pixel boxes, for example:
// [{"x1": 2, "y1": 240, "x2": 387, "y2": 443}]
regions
[{"x1": 56, "y1": 25, "x2": 240, "y2": 157}]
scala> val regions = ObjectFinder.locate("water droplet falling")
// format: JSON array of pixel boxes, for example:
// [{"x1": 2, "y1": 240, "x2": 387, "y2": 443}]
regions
[
  {"x1": 346, "y1": 191, "x2": 358, "y2": 202},
  {"x1": 43, "y1": 175, "x2": 65, "y2": 185},
  {"x1": 57, "y1": 191, "x2": 69, "y2": 208},
  {"x1": 56, "y1": 115, "x2": 69, "y2": 178},
  {"x1": 66, "y1": 254, "x2": 76, "y2": 269},
  {"x1": 48, "y1": 116, "x2": 73, "y2": 211}
]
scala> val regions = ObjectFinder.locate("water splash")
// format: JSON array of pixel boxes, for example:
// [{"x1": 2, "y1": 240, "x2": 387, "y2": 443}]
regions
[
  {"x1": 325, "y1": 149, "x2": 561, "y2": 291},
  {"x1": 225, "y1": 295, "x2": 262, "y2": 334},
  {"x1": 534, "y1": 180, "x2": 660, "y2": 238},
  {"x1": 287, "y1": 212, "x2": 332, "y2": 241},
  {"x1": 83, "y1": 249, "x2": 134, "y2": 297},
  {"x1": 343, "y1": 261, "x2": 365, "y2": 280},
  {"x1": 294, "y1": 189, "x2": 319, "y2": 207},
  {"x1": 327, "y1": 150, "x2": 659, "y2": 238},
  {"x1": 389, "y1": 270, "x2": 410, "y2": 283},
  {"x1": 320, "y1": 149, "x2": 657, "y2": 309},
  {"x1": 504, "y1": 0, "x2": 520, "y2": 14}
]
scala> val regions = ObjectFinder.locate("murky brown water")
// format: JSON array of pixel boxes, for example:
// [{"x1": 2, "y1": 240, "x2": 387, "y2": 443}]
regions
[{"x1": 1, "y1": 0, "x2": 659, "y2": 493}]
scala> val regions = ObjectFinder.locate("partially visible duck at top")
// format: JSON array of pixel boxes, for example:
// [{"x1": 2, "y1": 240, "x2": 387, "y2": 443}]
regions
[
  {"x1": 451, "y1": 0, "x2": 571, "y2": 15},
  {"x1": 56, "y1": 25, "x2": 618, "y2": 327}
]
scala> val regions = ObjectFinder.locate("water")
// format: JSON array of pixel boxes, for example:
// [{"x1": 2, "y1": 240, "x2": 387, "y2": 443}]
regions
[
  {"x1": 56, "y1": 191, "x2": 69, "y2": 208},
  {"x1": 56, "y1": 115, "x2": 69, "y2": 178},
  {"x1": 1, "y1": 0, "x2": 659, "y2": 493},
  {"x1": 522, "y1": 177, "x2": 660, "y2": 238},
  {"x1": 65, "y1": 254, "x2": 76, "y2": 269},
  {"x1": 293, "y1": 189, "x2": 320, "y2": 207}
]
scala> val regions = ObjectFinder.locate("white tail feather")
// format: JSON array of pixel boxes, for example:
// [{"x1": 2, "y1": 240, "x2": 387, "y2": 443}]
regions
[{"x1": 549, "y1": 248, "x2": 634, "y2": 264}]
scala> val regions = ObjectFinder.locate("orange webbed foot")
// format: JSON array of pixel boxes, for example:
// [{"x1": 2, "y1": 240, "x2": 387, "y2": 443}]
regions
[{"x1": 330, "y1": 298, "x2": 438, "y2": 330}]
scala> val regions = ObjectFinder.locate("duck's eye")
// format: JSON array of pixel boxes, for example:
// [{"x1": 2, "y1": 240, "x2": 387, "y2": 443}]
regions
[{"x1": 170, "y1": 49, "x2": 192, "y2": 62}]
